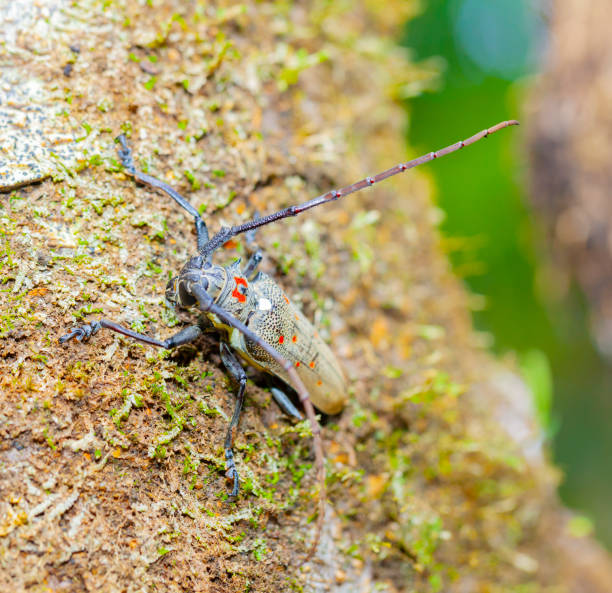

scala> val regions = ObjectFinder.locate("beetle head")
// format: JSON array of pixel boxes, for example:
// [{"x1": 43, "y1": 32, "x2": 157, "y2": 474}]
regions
[{"x1": 165, "y1": 257, "x2": 227, "y2": 309}]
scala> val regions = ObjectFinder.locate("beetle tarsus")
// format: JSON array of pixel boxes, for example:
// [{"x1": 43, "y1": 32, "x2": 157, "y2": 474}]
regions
[
  {"x1": 225, "y1": 449, "x2": 240, "y2": 499},
  {"x1": 58, "y1": 321, "x2": 101, "y2": 343},
  {"x1": 116, "y1": 134, "x2": 136, "y2": 174}
]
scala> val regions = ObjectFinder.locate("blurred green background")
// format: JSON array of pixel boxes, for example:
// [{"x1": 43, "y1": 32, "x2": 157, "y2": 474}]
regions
[{"x1": 402, "y1": 0, "x2": 612, "y2": 548}]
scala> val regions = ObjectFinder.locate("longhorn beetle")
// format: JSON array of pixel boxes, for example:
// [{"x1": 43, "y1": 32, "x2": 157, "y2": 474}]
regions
[{"x1": 59, "y1": 119, "x2": 519, "y2": 560}]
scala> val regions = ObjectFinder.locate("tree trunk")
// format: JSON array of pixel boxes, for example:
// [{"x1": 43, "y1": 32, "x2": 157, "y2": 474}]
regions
[{"x1": 1, "y1": 1, "x2": 610, "y2": 591}]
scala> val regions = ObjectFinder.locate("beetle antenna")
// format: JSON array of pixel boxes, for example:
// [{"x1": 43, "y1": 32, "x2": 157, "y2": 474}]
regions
[{"x1": 200, "y1": 120, "x2": 519, "y2": 257}]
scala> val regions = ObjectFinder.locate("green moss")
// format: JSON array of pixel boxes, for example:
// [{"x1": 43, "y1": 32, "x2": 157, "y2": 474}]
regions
[
  {"x1": 151, "y1": 444, "x2": 168, "y2": 460},
  {"x1": 251, "y1": 537, "x2": 267, "y2": 561},
  {"x1": 184, "y1": 169, "x2": 201, "y2": 190},
  {"x1": 144, "y1": 76, "x2": 157, "y2": 91},
  {"x1": 285, "y1": 577, "x2": 305, "y2": 593},
  {"x1": 198, "y1": 403, "x2": 222, "y2": 417},
  {"x1": 43, "y1": 427, "x2": 57, "y2": 450},
  {"x1": 72, "y1": 305, "x2": 103, "y2": 321},
  {"x1": 111, "y1": 390, "x2": 144, "y2": 428},
  {"x1": 277, "y1": 48, "x2": 329, "y2": 91}
]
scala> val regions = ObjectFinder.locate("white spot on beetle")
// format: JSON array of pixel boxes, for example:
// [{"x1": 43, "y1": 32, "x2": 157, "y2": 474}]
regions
[{"x1": 258, "y1": 297, "x2": 272, "y2": 311}]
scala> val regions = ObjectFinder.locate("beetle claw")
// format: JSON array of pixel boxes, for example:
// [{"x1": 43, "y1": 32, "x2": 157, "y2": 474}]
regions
[
  {"x1": 58, "y1": 328, "x2": 82, "y2": 343},
  {"x1": 228, "y1": 476, "x2": 239, "y2": 500},
  {"x1": 58, "y1": 321, "x2": 101, "y2": 344}
]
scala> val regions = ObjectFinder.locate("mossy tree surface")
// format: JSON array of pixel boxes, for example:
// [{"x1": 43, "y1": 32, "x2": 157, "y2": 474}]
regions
[{"x1": 1, "y1": 1, "x2": 610, "y2": 592}]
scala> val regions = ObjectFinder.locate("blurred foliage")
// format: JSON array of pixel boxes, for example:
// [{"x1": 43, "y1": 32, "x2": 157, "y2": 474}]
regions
[{"x1": 402, "y1": 0, "x2": 612, "y2": 548}]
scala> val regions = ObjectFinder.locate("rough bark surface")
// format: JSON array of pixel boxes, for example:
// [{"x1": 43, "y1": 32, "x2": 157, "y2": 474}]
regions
[{"x1": 1, "y1": 1, "x2": 611, "y2": 592}]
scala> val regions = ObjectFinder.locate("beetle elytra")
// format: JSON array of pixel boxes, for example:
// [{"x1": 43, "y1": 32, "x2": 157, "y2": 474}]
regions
[{"x1": 59, "y1": 120, "x2": 519, "y2": 560}]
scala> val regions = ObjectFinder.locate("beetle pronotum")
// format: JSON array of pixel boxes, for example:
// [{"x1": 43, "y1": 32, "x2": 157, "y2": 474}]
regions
[{"x1": 60, "y1": 119, "x2": 519, "y2": 560}]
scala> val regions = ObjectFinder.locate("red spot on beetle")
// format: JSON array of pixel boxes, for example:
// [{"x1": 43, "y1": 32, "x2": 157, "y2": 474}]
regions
[
  {"x1": 295, "y1": 362, "x2": 300, "y2": 367},
  {"x1": 292, "y1": 335, "x2": 297, "y2": 343},
  {"x1": 278, "y1": 335, "x2": 284, "y2": 344},
  {"x1": 232, "y1": 276, "x2": 247, "y2": 303},
  {"x1": 232, "y1": 287, "x2": 246, "y2": 303}
]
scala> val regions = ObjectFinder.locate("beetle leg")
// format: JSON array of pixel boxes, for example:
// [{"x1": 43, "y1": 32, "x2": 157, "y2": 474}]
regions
[
  {"x1": 192, "y1": 284, "x2": 325, "y2": 562},
  {"x1": 270, "y1": 387, "x2": 303, "y2": 420},
  {"x1": 219, "y1": 342, "x2": 247, "y2": 499},
  {"x1": 59, "y1": 319, "x2": 202, "y2": 349},
  {"x1": 242, "y1": 250, "x2": 263, "y2": 280},
  {"x1": 116, "y1": 135, "x2": 210, "y2": 254}
]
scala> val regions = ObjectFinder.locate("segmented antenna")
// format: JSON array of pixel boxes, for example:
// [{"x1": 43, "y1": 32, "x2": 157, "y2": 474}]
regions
[{"x1": 201, "y1": 120, "x2": 519, "y2": 256}]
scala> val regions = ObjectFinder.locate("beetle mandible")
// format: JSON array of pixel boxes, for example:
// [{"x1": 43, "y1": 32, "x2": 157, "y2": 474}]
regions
[{"x1": 59, "y1": 120, "x2": 519, "y2": 558}]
